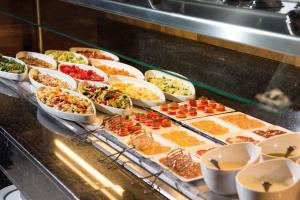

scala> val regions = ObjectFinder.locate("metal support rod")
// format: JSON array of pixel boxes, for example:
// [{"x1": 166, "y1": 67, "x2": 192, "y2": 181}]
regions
[{"x1": 35, "y1": 0, "x2": 43, "y2": 53}]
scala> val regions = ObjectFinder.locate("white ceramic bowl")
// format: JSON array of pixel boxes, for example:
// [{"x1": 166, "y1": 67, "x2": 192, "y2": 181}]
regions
[
  {"x1": 258, "y1": 133, "x2": 300, "y2": 162},
  {"x1": 91, "y1": 59, "x2": 144, "y2": 80},
  {"x1": 29, "y1": 68, "x2": 77, "y2": 90},
  {"x1": 200, "y1": 142, "x2": 261, "y2": 195},
  {"x1": 145, "y1": 70, "x2": 195, "y2": 102},
  {"x1": 70, "y1": 47, "x2": 119, "y2": 62},
  {"x1": 0, "y1": 56, "x2": 28, "y2": 81},
  {"x1": 16, "y1": 51, "x2": 57, "y2": 70},
  {"x1": 45, "y1": 50, "x2": 89, "y2": 65},
  {"x1": 108, "y1": 75, "x2": 165, "y2": 108},
  {"x1": 36, "y1": 87, "x2": 96, "y2": 123},
  {"x1": 58, "y1": 63, "x2": 108, "y2": 83},
  {"x1": 77, "y1": 81, "x2": 133, "y2": 115},
  {"x1": 236, "y1": 159, "x2": 300, "y2": 200}
]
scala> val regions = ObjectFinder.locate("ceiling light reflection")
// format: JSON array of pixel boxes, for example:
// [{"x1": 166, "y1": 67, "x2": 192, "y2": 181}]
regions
[{"x1": 55, "y1": 139, "x2": 124, "y2": 196}]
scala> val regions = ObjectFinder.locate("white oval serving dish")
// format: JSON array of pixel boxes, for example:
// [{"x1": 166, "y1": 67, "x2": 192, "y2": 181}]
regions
[
  {"x1": 45, "y1": 50, "x2": 89, "y2": 65},
  {"x1": 91, "y1": 59, "x2": 144, "y2": 80},
  {"x1": 108, "y1": 75, "x2": 165, "y2": 108},
  {"x1": 200, "y1": 142, "x2": 261, "y2": 195},
  {"x1": 70, "y1": 47, "x2": 119, "y2": 62},
  {"x1": 36, "y1": 87, "x2": 96, "y2": 123},
  {"x1": 78, "y1": 81, "x2": 133, "y2": 115},
  {"x1": 236, "y1": 159, "x2": 300, "y2": 200},
  {"x1": 0, "y1": 56, "x2": 27, "y2": 81},
  {"x1": 145, "y1": 70, "x2": 195, "y2": 102},
  {"x1": 58, "y1": 63, "x2": 108, "y2": 83},
  {"x1": 16, "y1": 51, "x2": 57, "y2": 70},
  {"x1": 258, "y1": 133, "x2": 300, "y2": 162},
  {"x1": 29, "y1": 68, "x2": 77, "y2": 90}
]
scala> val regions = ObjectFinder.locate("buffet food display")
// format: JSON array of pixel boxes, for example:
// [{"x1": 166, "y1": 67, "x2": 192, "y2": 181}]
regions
[
  {"x1": 1, "y1": 49, "x2": 299, "y2": 200},
  {"x1": 70, "y1": 47, "x2": 119, "y2": 61},
  {"x1": 45, "y1": 50, "x2": 88, "y2": 64},
  {"x1": 152, "y1": 98, "x2": 234, "y2": 121},
  {"x1": 0, "y1": 55, "x2": 25, "y2": 74}
]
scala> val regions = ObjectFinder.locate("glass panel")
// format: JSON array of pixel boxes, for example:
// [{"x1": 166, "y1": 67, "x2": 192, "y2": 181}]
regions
[{"x1": 0, "y1": 0, "x2": 299, "y2": 113}]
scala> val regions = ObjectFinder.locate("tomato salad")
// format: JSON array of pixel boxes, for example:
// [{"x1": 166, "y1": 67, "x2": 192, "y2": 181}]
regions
[{"x1": 60, "y1": 64, "x2": 105, "y2": 82}]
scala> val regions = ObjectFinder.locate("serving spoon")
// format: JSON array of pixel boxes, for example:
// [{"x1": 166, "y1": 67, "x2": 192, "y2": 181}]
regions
[
  {"x1": 261, "y1": 181, "x2": 272, "y2": 192},
  {"x1": 285, "y1": 145, "x2": 296, "y2": 158},
  {"x1": 209, "y1": 158, "x2": 220, "y2": 170}
]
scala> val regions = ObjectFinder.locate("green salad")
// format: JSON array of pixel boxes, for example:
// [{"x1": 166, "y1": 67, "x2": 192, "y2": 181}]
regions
[
  {"x1": 48, "y1": 51, "x2": 86, "y2": 64},
  {"x1": 0, "y1": 55, "x2": 25, "y2": 74},
  {"x1": 79, "y1": 81, "x2": 131, "y2": 109},
  {"x1": 148, "y1": 76, "x2": 191, "y2": 96}
]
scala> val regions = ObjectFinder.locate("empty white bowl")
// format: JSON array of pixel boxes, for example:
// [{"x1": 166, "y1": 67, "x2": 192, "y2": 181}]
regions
[
  {"x1": 200, "y1": 142, "x2": 261, "y2": 195},
  {"x1": 258, "y1": 133, "x2": 300, "y2": 162},
  {"x1": 236, "y1": 159, "x2": 300, "y2": 200}
]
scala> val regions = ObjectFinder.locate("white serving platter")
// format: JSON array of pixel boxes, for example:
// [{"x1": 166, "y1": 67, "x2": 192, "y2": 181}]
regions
[
  {"x1": 183, "y1": 115, "x2": 244, "y2": 143},
  {"x1": 58, "y1": 63, "x2": 108, "y2": 83},
  {"x1": 152, "y1": 126, "x2": 214, "y2": 149},
  {"x1": 216, "y1": 112, "x2": 273, "y2": 131},
  {"x1": 108, "y1": 75, "x2": 166, "y2": 108},
  {"x1": 45, "y1": 50, "x2": 89, "y2": 65},
  {"x1": 145, "y1": 70, "x2": 196, "y2": 102},
  {"x1": 152, "y1": 100, "x2": 235, "y2": 122},
  {"x1": 91, "y1": 59, "x2": 144, "y2": 80},
  {"x1": 153, "y1": 150, "x2": 203, "y2": 182},
  {"x1": 70, "y1": 47, "x2": 119, "y2": 62},
  {"x1": 16, "y1": 51, "x2": 57, "y2": 70},
  {"x1": 124, "y1": 133, "x2": 176, "y2": 158},
  {"x1": 36, "y1": 87, "x2": 96, "y2": 123},
  {"x1": 29, "y1": 68, "x2": 77, "y2": 90},
  {"x1": 0, "y1": 56, "x2": 28, "y2": 81},
  {"x1": 187, "y1": 143, "x2": 220, "y2": 158},
  {"x1": 77, "y1": 81, "x2": 133, "y2": 115}
]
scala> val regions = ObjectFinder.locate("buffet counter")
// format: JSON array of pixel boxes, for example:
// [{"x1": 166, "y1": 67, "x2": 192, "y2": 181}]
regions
[{"x1": 0, "y1": 81, "x2": 169, "y2": 200}]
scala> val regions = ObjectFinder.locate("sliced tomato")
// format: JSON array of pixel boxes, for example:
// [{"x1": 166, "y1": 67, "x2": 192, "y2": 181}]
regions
[
  {"x1": 169, "y1": 102, "x2": 179, "y2": 110},
  {"x1": 145, "y1": 119, "x2": 153, "y2": 126},
  {"x1": 204, "y1": 107, "x2": 214, "y2": 114},
  {"x1": 160, "y1": 104, "x2": 168, "y2": 111},
  {"x1": 197, "y1": 104, "x2": 205, "y2": 111},
  {"x1": 216, "y1": 104, "x2": 225, "y2": 112},
  {"x1": 167, "y1": 109, "x2": 176, "y2": 115},
  {"x1": 189, "y1": 107, "x2": 197, "y2": 116},
  {"x1": 189, "y1": 100, "x2": 197, "y2": 107},
  {"x1": 129, "y1": 123, "x2": 142, "y2": 132},
  {"x1": 118, "y1": 128, "x2": 129, "y2": 136},
  {"x1": 179, "y1": 104, "x2": 188, "y2": 112},
  {"x1": 199, "y1": 98, "x2": 208, "y2": 104},
  {"x1": 134, "y1": 113, "x2": 141, "y2": 121},
  {"x1": 161, "y1": 119, "x2": 172, "y2": 127},
  {"x1": 176, "y1": 110, "x2": 187, "y2": 118}
]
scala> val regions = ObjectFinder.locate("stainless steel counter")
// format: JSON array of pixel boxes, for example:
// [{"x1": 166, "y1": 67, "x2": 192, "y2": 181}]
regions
[{"x1": 60, "y1": 0, "x2": 300, "y2": 56}]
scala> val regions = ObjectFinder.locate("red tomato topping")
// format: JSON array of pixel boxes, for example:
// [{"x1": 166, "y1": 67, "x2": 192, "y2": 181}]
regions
[
  {"x1": 197, "y1": 104, "x2": 205, "y2": 110},
  {"x1": 168, "y1": 110, "x2": 176, "y2": 115},
  {"x1": 204, "y1": 107, "x2": 214, "y2": 114},
  {"x1": 129, "y1": 123, "x2": 142, "y2": 132},
  {"x1": 161, "y1": 119, "x2": 172, "y2": 127},
  {"x1": 176, "y1": 110, "x2": 187, "y2": 118},
  {"x1": 60, "y1": 64, "x2": 104, "y2": 81},
  {"x1": 216, "y1": 104, "x2": 225, "y2": 112},
  {"x1": 118, "y1": 128, "x2": 129, "y2": 136},
  {"x1": 189, "y1": 100, "x2": 197, "y2": 107},
  {"x1": 169, "y1": 102, "x2": 179, "y2": 110},
  {"x1": 160, "y1": 104, "x2": 168, "y2": 111}
]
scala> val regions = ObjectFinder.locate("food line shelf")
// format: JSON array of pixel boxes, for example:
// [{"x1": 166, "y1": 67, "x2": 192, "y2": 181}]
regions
[{"x1": 0, "y1": 78, "x2": 238, "y2": 200}]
